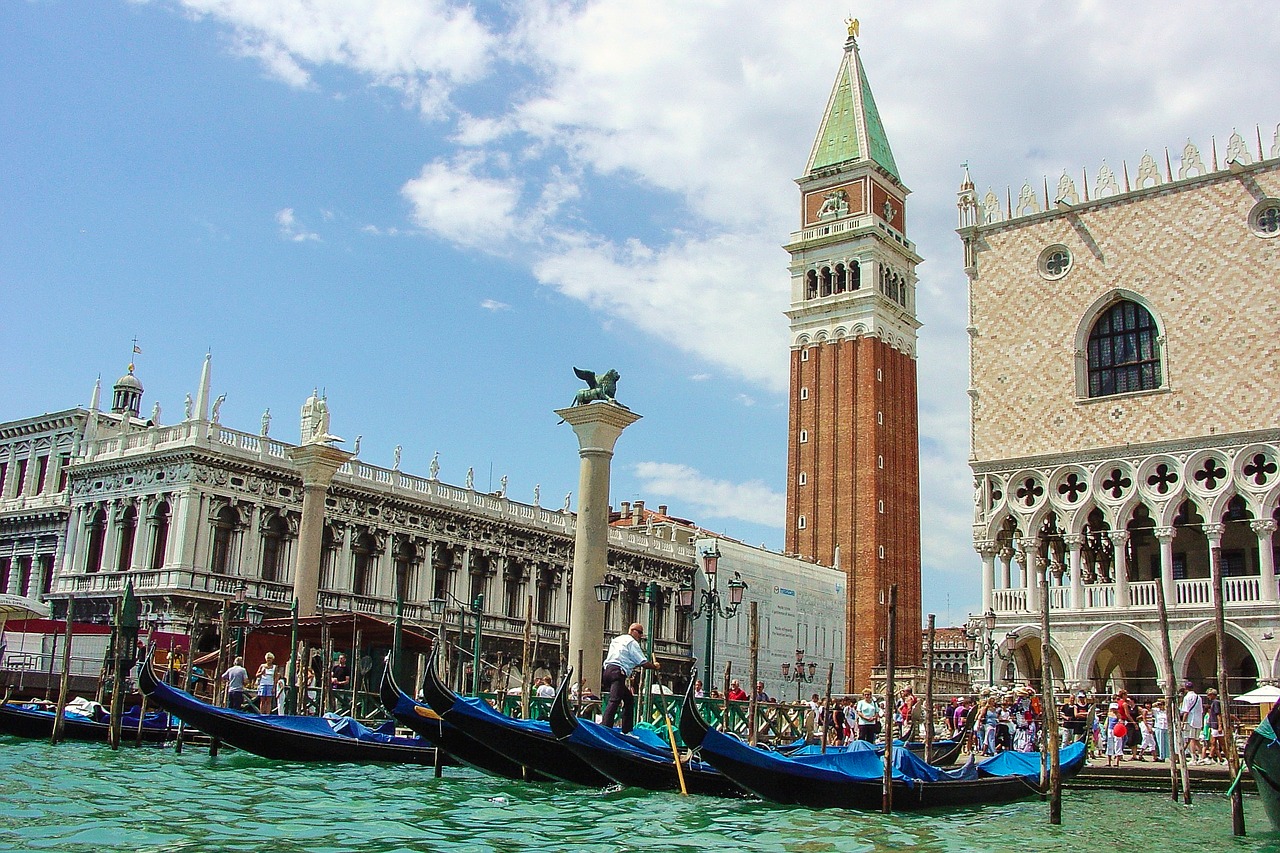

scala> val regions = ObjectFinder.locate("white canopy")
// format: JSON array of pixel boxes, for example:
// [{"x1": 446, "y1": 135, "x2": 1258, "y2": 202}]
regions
[
  {"x1": 1233, "y1": 685, "x2": 1280, "y2": 705},
  {"x1": 0, "y1": 593, "x2": 50, "y2": 622}
]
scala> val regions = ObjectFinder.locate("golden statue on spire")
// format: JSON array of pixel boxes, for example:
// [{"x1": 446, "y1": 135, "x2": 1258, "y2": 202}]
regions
[{"x1": 846, "y1": 17, "x2": 859, "y2": 38}]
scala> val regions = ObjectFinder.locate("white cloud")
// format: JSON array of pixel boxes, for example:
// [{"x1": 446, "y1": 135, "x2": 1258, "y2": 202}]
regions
[
  {"x1": 163, "y1": 0, "x2": 494, "y2": 114},
  {"x1": 633, "y1": 462, "x2": 784, "y2": 528},
  {"x1": 275, "y1": 207, "x2": 319, "y2": 241},
  {"x1": 532, "y1": 231, "x2": 789, "y2": 390},
  {"x1": 479, "y1": 298, "x2": 510, "y2": 312},
  {"x1": 401, "y1": 154, "x2": 525, "y2": 247}
]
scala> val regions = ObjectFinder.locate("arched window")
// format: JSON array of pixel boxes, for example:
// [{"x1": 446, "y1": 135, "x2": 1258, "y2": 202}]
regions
[
  {"x1": 85, "y1": 508, "x2": 107, "y2": 573},
  {"x1": 1086, "y1": 300, "x2": 1162, "y2": 397},
  {"x1": 260, "y1": 513, "x2": 290, "y2": 583},
  {"x1": 210, "y1": 506, "x2": 239, "y2": 575},
  {"x1": 116, "y1": 505, "x2": 137, "y2": 571},
  {"x1": 352, "y1": 530, "x2": 376, "y2": 597},
  {"x1": 149, "y1": 501, "x2": 170, "y2": 570}
]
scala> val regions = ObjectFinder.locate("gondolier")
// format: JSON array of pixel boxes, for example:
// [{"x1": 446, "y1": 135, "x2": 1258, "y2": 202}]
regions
[{"x1": 600, "y1": 623, "x2": 660, "y2": 733}]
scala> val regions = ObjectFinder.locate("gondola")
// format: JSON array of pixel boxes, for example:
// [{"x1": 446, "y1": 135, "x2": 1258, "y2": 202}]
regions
[
  {"x1": 0, "y1": 698, "x2": 171, "y2": 743},
  {"x1": 679, "y1": 684, "x2": 1087, "y2": 810},
  {"x1": 418, "y1": 651, "x2": 611, "y2": 787},
  {"x1": 378, "y1": 661, "x2": 545, "y2": 782},
  {"x1": 139, "y1": 654, "x2": 437, "y2": 764},
  {"x1": 547, "y1": 672, "x2": 746, "y2": 797},
  {"x1": 1243, "y1": 700, "x2": 1280, "y2": 831}
]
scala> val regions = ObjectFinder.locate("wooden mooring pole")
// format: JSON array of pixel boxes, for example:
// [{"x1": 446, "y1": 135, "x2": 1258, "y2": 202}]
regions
[
  {"x1": 821, "y1": 663, "x2": 834, "y2": 754},
  {"x1": 882, "y1": 584, "x2": 897, "y2": 814},
  {"x1": 747, "y1": 602, "x2": 759, "y2": 746},
  {"x1": 1153, "y1": 543, "x2": 1190, "y2": 804},
  {"x1": 924, "y1": 614, "x2": 936, "y2": 764},
  {"x1": 521, "y1": 596, "x2": 533, "y2": 720},
  {"x1": 1209, "y1": 533, "x2": 1246, "y2": 836},
  {"x1": 50, "y1": 596, "x2": 75, "y2": 747},
  {"x1": 1040, "y1": 566, "x2": 1061, "y2": 825}
]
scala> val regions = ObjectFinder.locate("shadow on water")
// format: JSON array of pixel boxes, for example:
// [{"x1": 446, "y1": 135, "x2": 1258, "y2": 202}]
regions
[{"x1": 0, "y1": 737, "x2": 1276, "y2": 853}]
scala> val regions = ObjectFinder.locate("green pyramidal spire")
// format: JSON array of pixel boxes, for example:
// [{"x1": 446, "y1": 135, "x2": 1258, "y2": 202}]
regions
[{"x1": 805, "y1": 30, "x2": 899, "y2": 180}]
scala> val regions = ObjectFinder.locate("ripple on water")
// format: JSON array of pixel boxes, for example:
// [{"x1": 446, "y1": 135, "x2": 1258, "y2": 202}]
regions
[{"x1": 0, "y1": 737, "x2": 1277, "y2": 853}]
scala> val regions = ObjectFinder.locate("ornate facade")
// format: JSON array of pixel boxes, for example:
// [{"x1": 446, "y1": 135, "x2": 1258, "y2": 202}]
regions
[
  {"x1": 958, "y1": 131, "x2": 1280, "y2": 695},
  {"x1": 784, "y1": 26, "x2": 923, "y2": 690},
  {"x1": 8, "y1": 358, "x2": 696, "y2": 687}
]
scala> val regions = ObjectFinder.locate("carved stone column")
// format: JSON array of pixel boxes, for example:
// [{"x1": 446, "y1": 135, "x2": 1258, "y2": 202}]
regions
[
  {"x1": 998, "y1": 546, "x2": 1013, "y2": 589},
  {"x1": 1109, "y1": 529, "x2": 1131, "y2": 608},
  {"x1": 287, "y1": 444, "x2": 354, "y2": 617},
  {"x1": 555, "y1": 402, "x2": 642, "y2": 692},
  {"x1": 1251, "y1": 519, "x2": 1277, "y2": 602},
  {"x1": 130, "y1": 496, "x2": 151, "y2": 571},
  {"x1": 1063, "y1": 534, "x2": 1084, "y2": 611},
  {"x1": 1018, "y1": 539, "x2": 1036, "y2": 612},
  {"x1": 976, "y1": 540, "x2": 997, "y2": 613},
  {"x1": 1155, "y1": 527, "x2": 1177, "y2": 605}
]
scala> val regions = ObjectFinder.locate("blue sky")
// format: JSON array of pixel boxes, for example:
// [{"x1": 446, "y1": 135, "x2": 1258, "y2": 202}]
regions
[{"x1": 2, "y1": 0, "x2": 1276, "y2": 627}]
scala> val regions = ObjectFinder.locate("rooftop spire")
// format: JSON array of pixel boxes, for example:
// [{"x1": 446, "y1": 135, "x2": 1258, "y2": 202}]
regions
[{"x1": 804, "y1": 22, "x2": 899, "y2": 181}]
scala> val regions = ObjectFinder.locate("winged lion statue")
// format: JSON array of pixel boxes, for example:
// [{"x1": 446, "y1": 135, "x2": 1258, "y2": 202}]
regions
[{"x1": 570, "y1": 367, "x2": 622, "y2": 406}]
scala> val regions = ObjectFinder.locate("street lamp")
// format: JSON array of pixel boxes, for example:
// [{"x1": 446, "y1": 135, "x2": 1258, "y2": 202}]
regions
[
  {"x1": 429, "y1": 592, "x2": 485, "y2": 696},
  {"x1": 679, "y1": 543, "x2": 747, "y2": 686},
  {"x1": 964, "y1": 609, "x2": 1013, "y2": 688},
  {"x1": 782, "y1": 648, "x2": 819, "y2": 702}
]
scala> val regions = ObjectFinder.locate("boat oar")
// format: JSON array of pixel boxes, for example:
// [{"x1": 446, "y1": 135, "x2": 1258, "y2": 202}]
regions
[{"x1": 659, "y1": 699, "x2": 688, "y2": 796}]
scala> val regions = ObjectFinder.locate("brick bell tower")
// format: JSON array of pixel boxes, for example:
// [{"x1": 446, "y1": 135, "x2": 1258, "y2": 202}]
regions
[{"x1": 784, "y1": 21, "x2": 923, "y2": 690}]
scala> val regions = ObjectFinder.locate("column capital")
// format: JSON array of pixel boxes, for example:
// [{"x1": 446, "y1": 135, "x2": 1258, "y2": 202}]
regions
[
  {"x1": 1202, "y1": 522, "x2": 1225, "y2": 544},
  {"x1": 1062, "y1": 533, "x2": 1084, "y2": 549},
  {"x1": 286, "y1": 443, "x2": 354, "y2": 488},
  {"x1": 1251, "y1": 519, "x2": 1277, "y2": 537},
  {"x1": 554, "y1": 402, "x2": 643, "y2": 457},
  {"x1": 1106, "y1": 529, "x2": 1131, "y2": 546},
  {"x1": 1155, "y1": 526, "x2": 1177, "y2": 543},
  {"x1": 974, "y1": 540, "x2": 998, "y2": 557}
]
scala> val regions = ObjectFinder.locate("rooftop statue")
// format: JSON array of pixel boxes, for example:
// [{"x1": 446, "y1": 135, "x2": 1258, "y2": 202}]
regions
[{"x1": 570, "y1": 367, "x2": 623, "y2": 407}]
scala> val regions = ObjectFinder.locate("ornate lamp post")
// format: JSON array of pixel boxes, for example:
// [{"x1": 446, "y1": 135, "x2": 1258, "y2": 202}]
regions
[
  {"x1": 679, "y1": 543, "x2": 747, "y2": 686},
  {"x1": 430, "y1": 592, "x2": 484, "y2": 696},
  {"x1": 964, "y1": 609, "x2": 1013, "y2": 687},
  {"x1": 782, "y1": 648, "x2": 819, "y2": 702}
]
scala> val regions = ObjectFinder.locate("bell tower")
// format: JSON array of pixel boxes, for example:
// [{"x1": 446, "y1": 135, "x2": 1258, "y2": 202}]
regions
[{"x1": 783, "y1": 22, "x2": 922, "y2": 689}]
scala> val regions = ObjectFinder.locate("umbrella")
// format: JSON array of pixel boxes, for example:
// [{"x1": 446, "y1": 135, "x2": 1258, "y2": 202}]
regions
[{"x1": 1233, "y1": 685, "x2": 1280, "y2": 705}]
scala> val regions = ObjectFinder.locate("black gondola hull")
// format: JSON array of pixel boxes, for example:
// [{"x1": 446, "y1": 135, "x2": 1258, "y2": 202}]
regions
[
  {"x1": 140, "y1": 657, "x2": 436, "y2": 764},
  {"x1": 0, "y1": 703, "x2": 170, "y2": 743},
  {"x1": 419, "y1": 654, "x2": 609, "y2": 787},
  {"x1": 1243, "y1": 701, "x2": 1280, "y2": 831},
  {"x1": 378, "y1": 663, "x2": 542, "y2": 781}
]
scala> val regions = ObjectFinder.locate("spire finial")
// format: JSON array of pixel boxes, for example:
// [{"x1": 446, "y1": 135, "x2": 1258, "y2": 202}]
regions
[{"x1": 845, "y1": 16, "x2": 859, "y2": 39}]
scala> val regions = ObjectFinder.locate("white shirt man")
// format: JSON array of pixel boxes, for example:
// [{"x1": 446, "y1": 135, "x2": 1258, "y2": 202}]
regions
[
  {"x1": 1180, "y1": 682, "x2": 1204, "y2": 761},
  {"x1": 599, "y1": 623, "x2": 659, "y2": 733},
  {"x1": 535, "y1": 676, "x2": 555, "y2": 699}
]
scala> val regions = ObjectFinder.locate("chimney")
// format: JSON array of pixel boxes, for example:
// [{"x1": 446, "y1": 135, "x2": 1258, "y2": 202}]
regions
[
  {"x1": 633, "y1": 500, "x2": 645, "y2": 522},
  {"x1": 657, "y1": 504, "x2": 668, "y2": 516},
  {"x1": 620, "y1": 501, "x2": 631, "y2": 520}
]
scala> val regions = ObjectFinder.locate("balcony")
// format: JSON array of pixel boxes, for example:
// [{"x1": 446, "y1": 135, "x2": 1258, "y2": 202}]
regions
[{"x1": 992, "y1": 576, "x2": 1276, "y2": 615}]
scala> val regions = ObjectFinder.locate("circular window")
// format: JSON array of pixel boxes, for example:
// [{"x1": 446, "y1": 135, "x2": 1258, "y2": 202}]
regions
[
  {"x1": 1250, "y1": 199, "x2": 1280, "y2": 238},
  {"x1": 1038, "y1": 244, "x2": 1072, "y2": 280}
]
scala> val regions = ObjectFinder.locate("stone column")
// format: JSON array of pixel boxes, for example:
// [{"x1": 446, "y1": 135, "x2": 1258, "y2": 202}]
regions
[
  {"x1": 555, "y1": 402, "x2": 642, "y2": 692},
  {"x1": 63, "y1": 505, "x2": 84, "y2": 576},
  {"x1": 1018, "y1": 540, "x2": 1036, "y2": 612},
  {"x1": 1109, "y1": 530, "x2": 1131, "y2": 608},
  {"x1": 1155, "y1": 527, "x2": 1177, "y2": 606},
  {"x1": 1204, "y1": 522, "x2": 1225, "y2": 601},
  {"x1": 976, "y1": 541, "x2": 997, "y2": 613},
  {"x1": 287, "y1": 444, "x2": 354, "y2": 617},
  {"x1": 242, "y1": 504, "x2": 263, "y2": 581},
  {"x1": 1251, "y1": 519, "x2": 1277, "y2": 602},
  {"x1": 1064, "y1": 534, "x2": 1084, "y2": 610},
  {"x1": 998, "y1": 546, "x2": 1013, "y2": 589}
]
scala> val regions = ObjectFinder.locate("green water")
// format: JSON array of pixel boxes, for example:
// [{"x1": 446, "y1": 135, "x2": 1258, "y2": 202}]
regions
[{"x1": 0, "y1": 737, "x2": 1276, "y2": 853}]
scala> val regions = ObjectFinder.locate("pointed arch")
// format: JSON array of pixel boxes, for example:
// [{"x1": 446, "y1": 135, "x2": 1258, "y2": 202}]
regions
[{"x1": 1075, "y1": 622, "x2": 1168, "y2": 687}]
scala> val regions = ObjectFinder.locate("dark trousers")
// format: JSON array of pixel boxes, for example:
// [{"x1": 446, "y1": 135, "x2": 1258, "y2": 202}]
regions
[
  {"x1": 227, "y1": 689, "x2": 245, "y2": 711},
  {"x1": 600, "y1": 665, "x2": 635, "y2": 732}
]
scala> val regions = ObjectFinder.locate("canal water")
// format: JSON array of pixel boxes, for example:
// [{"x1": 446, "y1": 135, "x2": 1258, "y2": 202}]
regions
[{"x1": 0, "y1": 737, "x2": 1276, "y2": 853}]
